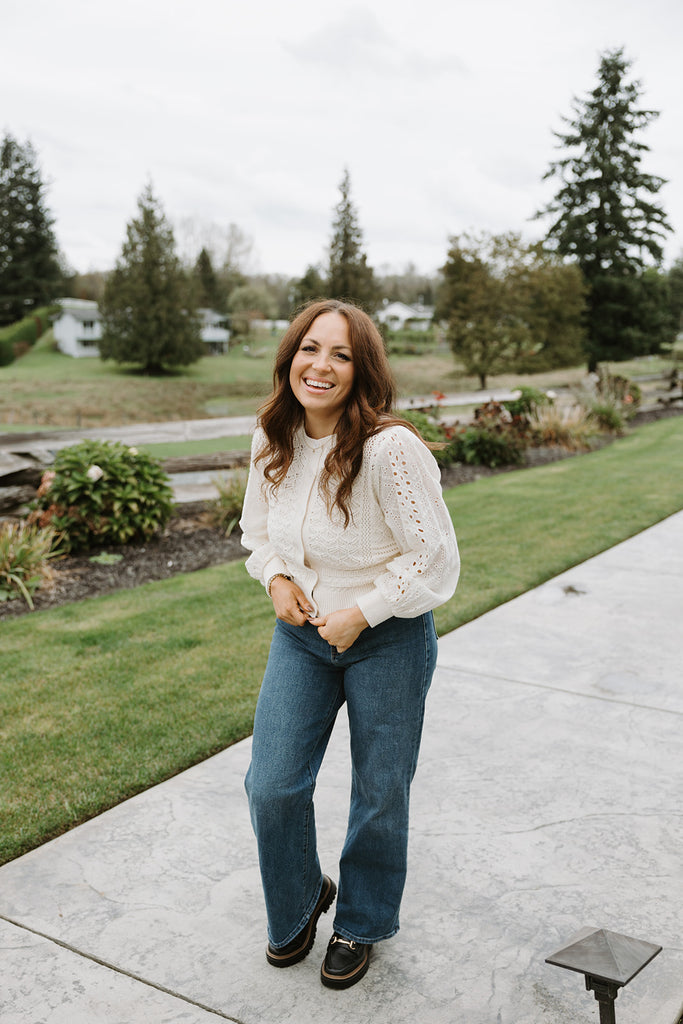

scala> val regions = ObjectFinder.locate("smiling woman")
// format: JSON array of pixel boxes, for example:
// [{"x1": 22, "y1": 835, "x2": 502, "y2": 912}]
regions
[{"x1": 238, "y1": 298, "x2": 460, "y2": 989}]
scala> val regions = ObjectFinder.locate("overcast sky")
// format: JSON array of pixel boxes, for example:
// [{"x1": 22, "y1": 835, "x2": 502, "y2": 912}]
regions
[{"x1": 4, "y1": 0, "x2": 683, "y2": 279}]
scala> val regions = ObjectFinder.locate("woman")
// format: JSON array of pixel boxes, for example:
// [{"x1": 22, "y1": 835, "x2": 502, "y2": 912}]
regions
[{"x1": 240, "y1": 299, "x2": 459, "y2": 989}]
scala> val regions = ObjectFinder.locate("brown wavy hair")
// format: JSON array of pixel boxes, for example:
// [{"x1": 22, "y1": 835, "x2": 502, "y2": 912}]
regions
[{"x1": 256, "y1": 299, "x2": 423, "y2": 525}]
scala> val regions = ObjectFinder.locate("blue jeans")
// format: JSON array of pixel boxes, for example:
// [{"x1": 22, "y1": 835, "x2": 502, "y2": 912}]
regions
[{"x1": 245, "y1": 612, "x2": 438, "y2": 947}]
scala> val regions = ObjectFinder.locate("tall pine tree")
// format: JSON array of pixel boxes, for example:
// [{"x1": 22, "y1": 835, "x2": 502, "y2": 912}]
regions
[
  {"x1": 193, "y1": 247, "x2": 226, "y2": 311},
  {"x1": 538, "y1": 49, "x2": 672, "y2": 368},
  {"x1": 100, "y1": 184, "x2": 202, "y2": 374},
  {"x1": 327, "y1": 169, "x2": 378, "y2": 311},
  {"x1": 0, "y1": 134, "x2": 62, "y2": 325}
]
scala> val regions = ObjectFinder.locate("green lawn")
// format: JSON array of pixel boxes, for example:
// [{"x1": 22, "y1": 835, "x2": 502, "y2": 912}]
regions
[
  {"x1": 1, "y1": 415, "x2": 682, "y2": 865},
  {"x1": 141, "y1": 435, "x2": 253, "y2": 459}
]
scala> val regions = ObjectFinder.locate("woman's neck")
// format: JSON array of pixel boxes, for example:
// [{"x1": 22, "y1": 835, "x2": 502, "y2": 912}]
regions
[{"x1": 304, "y1": 414, "x2": 337, "y2": 439}]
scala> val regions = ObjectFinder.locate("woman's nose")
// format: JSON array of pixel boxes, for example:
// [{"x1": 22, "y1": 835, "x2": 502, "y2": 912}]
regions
[{"x1": 312, "y1": 350, "x2": 331, "y2": 371}]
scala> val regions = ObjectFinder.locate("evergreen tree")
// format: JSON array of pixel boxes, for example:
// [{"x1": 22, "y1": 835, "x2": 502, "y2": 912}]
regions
[
  {"x1": 0, "y1": 133, "x2": 62, "y2": 325},
  {"x1": 193, "y1": 247, "x2": 226, "y2": 311},
  {"x1": 100, "y1": 184, "x2": 202, "y2": 374},
  {"x1": 538, "y1": 48, "x2": 672, "y2": 368},
  {"x1": 327, "y1": 169, "x2": 378, "y2": 311},
  {"x1": 290, "y1": 264, "x2": 328, "y2": 311}
]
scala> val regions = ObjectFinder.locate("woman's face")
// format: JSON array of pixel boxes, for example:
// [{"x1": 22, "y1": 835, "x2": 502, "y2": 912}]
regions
[{"x1": 289, "y1": 312, "x2": 355, "y2": 437}]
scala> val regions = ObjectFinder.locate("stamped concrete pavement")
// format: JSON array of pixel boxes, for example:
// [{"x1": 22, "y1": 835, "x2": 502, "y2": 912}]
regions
[{"x1": 0, "y1": 512, "x2": 681, "y2": 1023}]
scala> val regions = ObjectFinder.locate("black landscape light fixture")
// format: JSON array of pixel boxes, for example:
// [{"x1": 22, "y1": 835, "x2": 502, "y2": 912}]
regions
[{"x1": 545, "y1": 926, "x2": 662, "y2": 1024}]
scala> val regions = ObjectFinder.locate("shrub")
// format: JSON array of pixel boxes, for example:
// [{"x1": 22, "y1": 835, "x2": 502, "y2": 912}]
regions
[
  {"x1": 586, "y1": 401, "x2": 626, "y2": 433},
  {"x1": 400, "y1": 409, "x2": 457, "y2": 465},
  {"x1": 30, "y1": 440, "x2": 174, "y2": 552},
  {"x1": 451, "y1": 401, "x2": 526, "y2": 468},
  {"x1": 452, "y1": 426, "x2": 525, "y2": 468},
  {"x1": 207, "y1": 471, "x2": 248, "y2": 536},
  {"x1": 0, "y1": 337, "x2": 14, "y2": 366},
  {"x1": 0, "y1": 306, "x2": 57, "y2": 364},
  {"x1": 0, "y1": 522, "x2": 58, "y2": 608},
  {"x1": 574, "y1": 365, "x2": 639, "y2": 434},
  {"x1": 503, "y1": 386, "x2": 553, "y2": 419}
]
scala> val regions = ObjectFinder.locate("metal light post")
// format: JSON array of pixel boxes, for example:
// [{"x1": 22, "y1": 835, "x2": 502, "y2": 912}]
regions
[{"x1": 545, "y1": 926, "x2": 662, "y2": 1024}]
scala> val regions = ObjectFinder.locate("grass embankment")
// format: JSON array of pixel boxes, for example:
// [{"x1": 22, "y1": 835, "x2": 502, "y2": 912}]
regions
[{"x1": 1, "y1": 417, "x2": 682, "y2": 866}]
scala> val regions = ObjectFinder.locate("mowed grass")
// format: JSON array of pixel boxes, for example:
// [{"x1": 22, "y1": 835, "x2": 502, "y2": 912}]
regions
[
  {"x1": 0, "y1": 330, "x2": 279, "y2": 428},
  {"x1": 1, "y1": 415, "x2": 682, "y2": 865}
]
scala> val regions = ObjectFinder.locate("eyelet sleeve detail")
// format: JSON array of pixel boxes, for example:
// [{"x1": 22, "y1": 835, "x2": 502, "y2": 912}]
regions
[{"x1": 355, "y1": 427, "x2": 459, "y2": 627}]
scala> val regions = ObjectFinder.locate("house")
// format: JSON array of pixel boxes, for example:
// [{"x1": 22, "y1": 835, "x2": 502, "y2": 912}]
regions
[
  {"x1": 198, "y1": 308, "x2": 230, "y2": 354},
  {"x1": 52, "y1": 301, "x2": 231, "y2": 357},
  {"x1": 53, "y1": 298, "x2": 102, "y2": 357},
  {"x1": 375, "y1": 301, "x2": 434, "y2": 332}
]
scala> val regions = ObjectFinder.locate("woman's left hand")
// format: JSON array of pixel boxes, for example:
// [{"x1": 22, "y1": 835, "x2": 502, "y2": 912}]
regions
[{"x1": 308, "y1": 606, "x2": 369, "y2": 653}]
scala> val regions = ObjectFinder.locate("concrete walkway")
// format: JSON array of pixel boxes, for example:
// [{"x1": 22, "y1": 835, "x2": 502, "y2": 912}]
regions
[{"x1": 1, "y1": 513, "x2": 682, "y2": 1023}]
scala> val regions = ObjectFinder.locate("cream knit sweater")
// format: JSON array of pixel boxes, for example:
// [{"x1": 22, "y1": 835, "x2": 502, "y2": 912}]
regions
[{"x1": 240, "y1": 424, "x2": 460, "y2": 628}]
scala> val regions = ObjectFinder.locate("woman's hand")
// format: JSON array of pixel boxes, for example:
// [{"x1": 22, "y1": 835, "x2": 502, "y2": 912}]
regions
[
  {"x1": 269, "y1": 576, "x2": 313, "y2": 626},
  {"x1": 308, "y1": 606, "x2": 369, "y2": 653}
]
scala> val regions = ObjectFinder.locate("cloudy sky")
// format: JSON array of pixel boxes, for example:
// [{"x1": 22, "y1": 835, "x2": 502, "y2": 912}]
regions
[{"x1": 4, "y1": 0, "x2": 683, "y2": 278}]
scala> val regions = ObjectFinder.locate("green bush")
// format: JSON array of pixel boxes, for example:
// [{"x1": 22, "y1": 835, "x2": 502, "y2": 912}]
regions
[
  {"x1": 30, "y1": 440, "x2": 174, "y2": 552},
  {"x1": 400, "y1": 409, "x2": 457, "y2": 465},
  {"x1": 587, "y1": 402, "x2": 625, "y2": 433},
  {"x1": 503, "y1": 386, "x2": 552, "y2": 419},
  {"x1": 0, "y1": 337, "x2": 14, "y2": 366},
  {"x1": 0, "y1": 306, "x2": 57, "y2": 364},
  {"x1": 451, "y1": 400, "x2": 526, "y2": 467},
  {"x1": 207, "y1": 471, "x2": 247, "y2": 536},
  {"x1": 385, "y1": 328, "x2": 437, "y2": 354},
  {"x1": 452, "y1": 426, "x2": 525, "y2": 468},
  {"x1": 0, "y1": 522, "x2": 58, "y2": 608},
  {"x1": 574, "y1": 365, "x2": 639, "y2": 433}
]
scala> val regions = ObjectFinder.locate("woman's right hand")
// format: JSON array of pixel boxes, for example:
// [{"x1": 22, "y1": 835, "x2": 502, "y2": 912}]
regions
[{"x1": 269, "y1": 576, "x2": 313, "y2": 626}]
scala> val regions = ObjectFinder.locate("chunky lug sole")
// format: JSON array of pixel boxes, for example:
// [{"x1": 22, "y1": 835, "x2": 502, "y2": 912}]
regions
[
  {"x1": 266, "y1": 875, "x2": 337, "y2": 967},
  {"x1": 320, "y1": 936, "x2": 372, "y2": 989}
]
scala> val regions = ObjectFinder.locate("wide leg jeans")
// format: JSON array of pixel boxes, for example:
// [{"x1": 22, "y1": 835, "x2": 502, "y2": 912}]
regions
[{"x1": 245, "y1": 612, "x2": 438, "y2": 947}]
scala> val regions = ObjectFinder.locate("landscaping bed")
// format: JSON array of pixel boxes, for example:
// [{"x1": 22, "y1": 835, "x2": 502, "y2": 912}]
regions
[
  {"x1": 1, "y1": 404, "x2": 679, "y2": 622},
  {"x1": 0, "y1": 445, "x2": 600, "y2": 621}
]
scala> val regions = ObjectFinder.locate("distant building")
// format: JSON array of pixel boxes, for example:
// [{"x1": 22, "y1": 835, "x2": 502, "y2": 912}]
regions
[
  {"x1": 52, "y1": 301, "x2": 231, "y2": 357},
  {"x1": 53, "y1": 298, "x2": 102, "y2": 358},
  {"x1": 376, "y1": 301, "x2": 434, "y2": 332},
  {"x1": 198, "y1": 308, "x2": 230, "y2": 354}
]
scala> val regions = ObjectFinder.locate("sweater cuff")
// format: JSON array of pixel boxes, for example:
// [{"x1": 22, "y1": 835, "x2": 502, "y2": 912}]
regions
[
  {"x1": 262, "y1": 555, "x2": 289, "y2": 590},
  {"x1": 356, "y1": 588, "x2": 394, "y2": 629}
]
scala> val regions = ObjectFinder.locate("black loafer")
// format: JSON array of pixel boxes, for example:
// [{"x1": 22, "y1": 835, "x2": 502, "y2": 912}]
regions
[
  {"x1": 320, "y1": 933, "x2": 372, "y2": 989},
  {"x1": 266, "y1": 875, "x2": 337, "y2": 967}
]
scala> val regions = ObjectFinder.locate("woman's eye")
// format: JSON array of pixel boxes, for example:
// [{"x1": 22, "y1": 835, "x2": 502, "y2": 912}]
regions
[{"x1": 335, "y1": 353, "x2": 351, "y2": 361}]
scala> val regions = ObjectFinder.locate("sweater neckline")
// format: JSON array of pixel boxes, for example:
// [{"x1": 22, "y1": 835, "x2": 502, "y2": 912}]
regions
[{"x1": 301, "y1": 429, "x2": 335, "y2": 452}]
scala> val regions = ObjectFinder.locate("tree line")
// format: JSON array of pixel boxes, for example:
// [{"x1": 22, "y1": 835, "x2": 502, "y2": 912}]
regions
[{"x1": 1, "y1": 47, "x2": 682, "y2": 379}]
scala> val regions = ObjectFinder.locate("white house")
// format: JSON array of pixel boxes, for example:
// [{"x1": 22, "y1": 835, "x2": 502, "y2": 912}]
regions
[
  {"x1": 53, "y1": 298, "x2": 103, "y2": 357},
  {"x1": 375, "y1": 301, "x2": 434, "y2": 332},
  {"x1": 52, "y1": 301, "x2": 231, "y2": 357},
  {"x1": 198, "y1": 308, "x2": 230, "y2": 354}
]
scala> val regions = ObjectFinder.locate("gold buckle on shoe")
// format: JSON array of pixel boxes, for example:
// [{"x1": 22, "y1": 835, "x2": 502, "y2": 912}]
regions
[{"x1": 331, "y1": 936, "x2": 357, "y2": 950}]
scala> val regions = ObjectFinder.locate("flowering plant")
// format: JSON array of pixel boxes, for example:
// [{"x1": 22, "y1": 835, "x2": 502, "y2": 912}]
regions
[{"x1": 29, "y1": 440, "x2": 173, "y2": 552}]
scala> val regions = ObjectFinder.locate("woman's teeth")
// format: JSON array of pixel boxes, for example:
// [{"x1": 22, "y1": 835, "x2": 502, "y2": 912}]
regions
[{"x1": 305, "y1": 379, "x2": 333, "y2": 389}]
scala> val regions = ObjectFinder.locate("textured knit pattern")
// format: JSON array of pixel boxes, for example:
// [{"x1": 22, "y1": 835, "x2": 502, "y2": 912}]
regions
[{"x1": 239, "y1": 424, "x2": 459, "y2": 628}]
